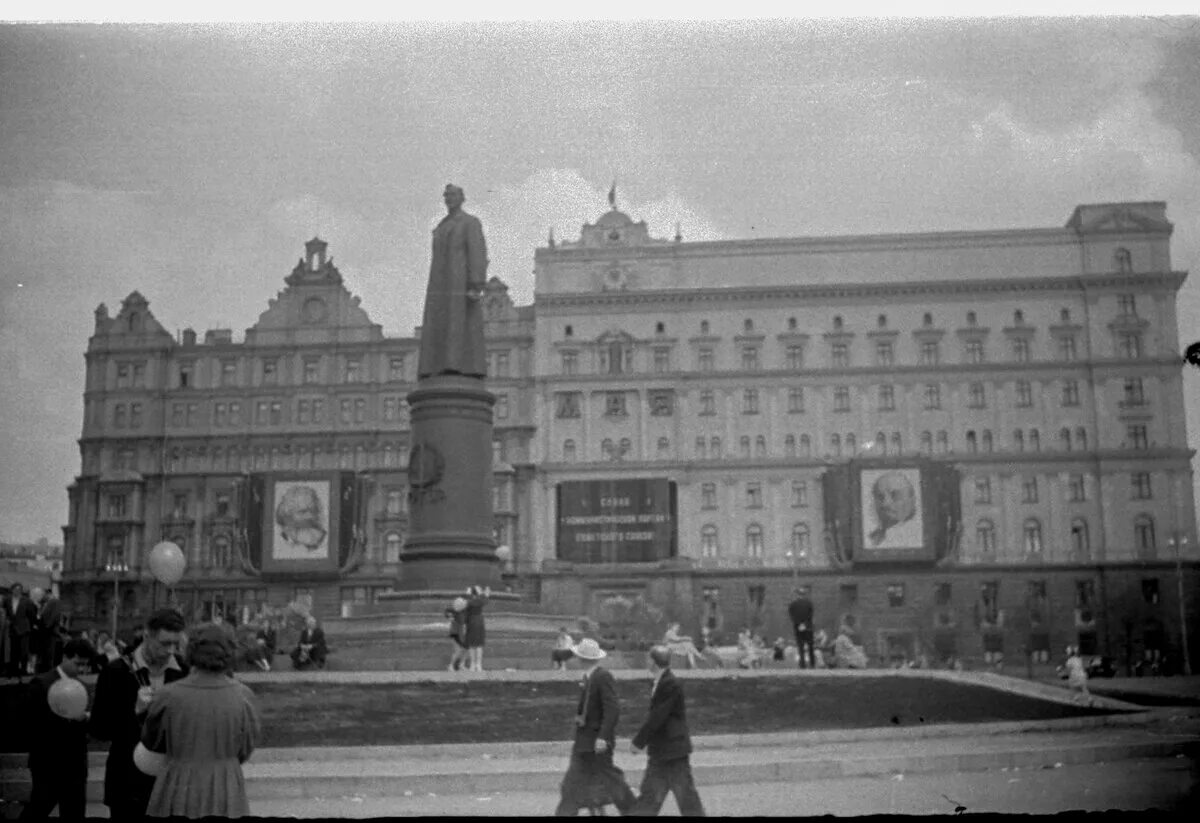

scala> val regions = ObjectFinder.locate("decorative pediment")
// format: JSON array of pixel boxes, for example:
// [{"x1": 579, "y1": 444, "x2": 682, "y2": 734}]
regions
[
  {"x1": 93, "y1": 291, "x2": 172, "y2": 342},
  {"x1": 1067, "y1": 203, "x2": 1172, "y2": 234},
  {"x1": 483, "y1": 277, "x2": 517, "y2": 322}
]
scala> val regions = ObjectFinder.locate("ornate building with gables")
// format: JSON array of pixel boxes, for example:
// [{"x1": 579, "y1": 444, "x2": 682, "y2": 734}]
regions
[{"x1": 62, "y1": 203, "x2": 1199, "y2": 670}]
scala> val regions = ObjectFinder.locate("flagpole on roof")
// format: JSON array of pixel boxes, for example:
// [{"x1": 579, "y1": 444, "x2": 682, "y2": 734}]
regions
[{"x1": 608, "y1": 181, "x2": 617, "y2": 210}]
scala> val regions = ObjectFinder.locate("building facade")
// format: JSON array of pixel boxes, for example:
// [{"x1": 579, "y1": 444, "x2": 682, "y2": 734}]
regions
[{"x1": 62, "y1": 203, "x2": 1199, "y2": 669}]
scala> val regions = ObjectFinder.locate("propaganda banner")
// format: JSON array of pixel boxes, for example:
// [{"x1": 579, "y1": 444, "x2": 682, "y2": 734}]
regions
[{"x1": 556, "y1": 478, "x2": 676, "y2": 563}]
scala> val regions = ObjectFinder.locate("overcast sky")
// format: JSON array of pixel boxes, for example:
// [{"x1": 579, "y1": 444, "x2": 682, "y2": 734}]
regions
[{"x1": 1, "y1": 17, "x2": 1198, "y2": 543}]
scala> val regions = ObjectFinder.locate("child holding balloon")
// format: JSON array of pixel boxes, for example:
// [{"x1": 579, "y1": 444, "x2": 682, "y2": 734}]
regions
[{"x1": 22, "y1": 637, "x2": 95, "y2": 819}]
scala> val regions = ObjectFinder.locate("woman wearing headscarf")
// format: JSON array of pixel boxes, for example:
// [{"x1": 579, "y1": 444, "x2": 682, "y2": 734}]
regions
[
  {"x1": 137, "y1": 622, "x2": 262, "y2": 818},
  {"x1": 463, "y1": 585, "x2": 490, "y2": 672}
]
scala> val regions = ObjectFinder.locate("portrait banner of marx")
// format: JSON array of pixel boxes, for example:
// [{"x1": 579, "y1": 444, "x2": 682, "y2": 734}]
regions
[
  {"x1": 860, "y1": 468, "x2": 925, "y2": 552},
  {"x1": 268, "y1": 479, "x2": 333, "y2": 565}
]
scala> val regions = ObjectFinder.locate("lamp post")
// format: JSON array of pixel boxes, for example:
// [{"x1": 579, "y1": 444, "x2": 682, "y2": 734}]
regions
[
  {"x1": 104, "y1": 559, "x2": 128, "y2": 640},
  {"x1": 785, "y1": 550, "x2": 798, "y2": 587},
  {"x1": 1167, "y1": 534, "x2": 1192, "y2": 676}
]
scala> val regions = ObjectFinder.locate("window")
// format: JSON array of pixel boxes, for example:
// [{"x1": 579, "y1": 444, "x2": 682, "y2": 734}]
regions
[
  {"x1": 338, "y1": 399, "x2": 352, "y2": 425},
  {"x1": 935, "y1": 582, "x2": 953, "y2": 607},
  {"x1": 1028, "y1": 580, "x2": 1048, "y2": 628},
  {"x1": 1014, "y1": 309, "x2": 1025, "y2": 324},
  {"x1": 699, "y1": 390, "x2": 716, "y2": 416},
  {"x1": 700, "y1": 320, "x2": 710, "y2": 334},
  {"x1": 1076, "y1": 428, "x2": 1087, "y2": 451},
  {"x1": 600, "y1": 342, "x2": 627, "y2": 375},
  {"x1": 215, "y1": 491, "x2": 231, "y2": 517},
  {"x1": 1015, "y1": 380, "x2": 1033, "y2": 407},
  {"x1": 171, "y1": 493, "x2": 188, "y2": 519},
  {"x1": 786, "y1": 345, "x2": 804, "y2": 369},
  {"x1": 846, "y1": 433, "x2": 857, "y2": 455},
  {"x1": 106, "y1": 494, "x2": 127, "y2": 518},
  {"x1": 129, "y1": 403, "x2": 143, "y2": 428},
  {"x1": 890, "y1": 432, "x2": 902, "y2": 455},
  {"x1": 923, "y1": 312, "x2": 933, "y2": 326},
  {"x1": 388, "y1": 356, "x2": 406, "y2": 381},
  {"x1": 701, "y1": 483, "x2": 717, "y2": 510},
  {"x1": 495, "y1": 394, "x2": 509, "y2": 419},
  {"x1": 342, "y1": 357, "x2": 362, "y2": 383},
  {"x1": 1123, "y1": 378, "x2": 1145, "y2": 406},
  {"x1": 209, "y1": 535, "x2": 231, "y2": 570},
  {"x1": 920, "y1": 431, "x2": 932, "y2": 455},
  {"x1": 695, "y1": 437, "x2": 707, "y2": 460},
  {"x1": 1118, "y1": 293, "x2": 1137, "y2": 315},
  {"x1": 981, "y1": 430, "x2": 993, "y2": 452},
  {"x1": 303, "y1": 358, "x2": 320, "y2": 384},
  {"x1": 920, "y1": 341, "x2": 939, "y2": 366},
  {"x1": 1068, "y1": 474, "x2": 1087, "y2": 502},
  {"x1": 1012, "y1": 338, "x2": 1030, "y2": 362},
  {"x1": 980, "y1": 581, "x2": 1000, "y2": 624},
  {"x1": 698, "y1": 348, "x2": 714, "y2": 372},
  {"x1": 965, "y1": 340, "x2": 985, "y2": 364},
  {"x1": 740, "y1": 436, "x2": 751, "y2": 459},
  {"x1": 655, "y1": 437, "x2": 671, "y2": 460},
  {"x1": 385, "y1": 532, "x2": 403, "y2": 563},
  {"x1": 745, "y1": 523, "x2": 764, "y2": 557},
  {"x1": 746, "y1": 482, "x2": 763, "y2": 508},
  {"x1": 1029, "y1": 428, "x2": 1040, "y2": 452},
  {"x1": 1115, "y1": 248, "x2": 1133, "y2": 273},
  {"x1": 1118, "y1": 333, "x2": 1143, "y2": 359},
  {"x1": 788, "y1": 317, "x2": 798, "y2": 330},
  {"x1": 833, "y1": 386, "x2": 850, "y2": 412},
  {"x1": 839, "y1": 584, "x2": 858, "y2": 607},
  {"x1": 1023, "y1": 519, "x2": 1043, "y2": 555},
  {"x1": 787, "y1": 387, "x2": 805, "y2": 413},
  {"x1": 745, "y1": 318, "x2": 755, "y2": 332},
  {"x1": 936, "y1": 430, "x2": 948, "y2": 453},
  {"x1": 741, "y1": 346, "x2": 760, "y2": 371},
  {"x1": 1075, "y1": 579, "x2": 1096, "y2": 617},
  {"x1": 874, "y1": 432, "x2": 886, "y2": 454},
  {"x1": 555, "y1": 392, "x2": 581, "y2": 418},
  {"x1": 800, "y1": 434, "x2": 812, "y2": 457},
  {"x1": 653, "y1": 347, "x2": 671, "y2": 373},
  {"x1": 977, "y1": 519, "x2": 996, "y2": 554},
  {"x1": 974, "y1": 477, "x2": 991, "y2": 504},
  {"x1": 887, "y1": 583, "x2": 906, "y2": 608},
  {"x1": 877, "y1": 314, "x2": 888, "y2": 328},
  {"x1": 876, "y1": 341, "x2": 894, "y2": 366},
  {"x1": 710, "y1": 437, "x2": 722, "y2": 458},
  {"x1": 215, "y1": 402, "x2": 228, "y2": 427},
  {"x1": 700, "y1": 525, "x2": 719, "y2": 557},
  {"x1": 1127, "y1": 424, "x2": 1149, "y2": 450},
  {"x1": 1022, "y1": 476, "x2": 1039, "y2": 503},
  {"x1": 655, "y1": 322, "x2": 665, "y2": 334},
  {"x1": 791, "y1": 524, "x2": 810, "y2": 558},
  {"x1": 650, "y1": 390, "x2": 675, "y2": 416},
  {"x1": 831, "y1": 344, "x2": 849, "y2": 368},
  {"x1": 220, "y1": 359, "x2": 238, "y2": 386},
  {"x1": 1069, "y1": 518, "x2": 1089, "y2": 559},
  {"x1": 791, "y1": 480, "x2": 808, "y2": 508},
  {"x1": 831, "y1": 434, "x2": 841, "y2": 457},
  {"x1": 967, "y1": 382, "x2": 986, "y2": 409},
  {"x1": 1135, "y1": 515, "x2": 1156, "y2": 558},
  {"x1": 561, "y1": 351, "x2": 578, "y2": 375},
  {"x1": 966, "y1": 430, "x2": 977, "y2": 453},
  {"x1": 113, "y1": 404, "x2": 126, "y2": 428},
  {"x1": 1142, "y1": 579, "x2": 1160, "y2": 606},
  {"x1": 1061, "y1": 380, "x2": 1080, "y2": 406},
  {"x1": 604, "y1": 392, "x2": 627, "y2": 417},
  {"x1": 1058, "y1": 337, "x2": 1077, "y2": 361},
  {"x1": 742, "y1": 389, "x2": 760, "y2": 414},
  {"x1": 562, "y1": 439, "x2": 576, "y2": 462},
  {"x1": 1059, "y1": 427, "x2": 1071, "y2": 450},
  {"x1": 878, "y1": 384, "x2": 895, "y2": 411},
  {"x1": 1131, "y1": 472, "x2": 1153, "y2": 500},
  {"x1": 492, "y1": 350, "x2": 511, "y2": 377},
  {"x1": 784, "y1": 434, "x2": 796, "y2": 457},
  {"x1": 755, "y1": 435, "x2": 766, "y2": 457},
  {"x1": 923, "y1": 383, "x2": 941, "y2": 410}
]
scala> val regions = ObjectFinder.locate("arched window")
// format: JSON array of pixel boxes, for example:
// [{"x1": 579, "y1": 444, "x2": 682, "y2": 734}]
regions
[
  {"x1": 1114, "y1": 247, "x2": 1132, "y2": 273},
  {"x1": 833, "y1": 316, "x2": 843, "y2": 330},
  {"x1": 385, "y1": 532, "x2": 403, "y2": 563},
  {"x1": 788, "y1": 317, "x2": 797, "y2": 330},
  {"x1": 1134, "y1": 514, "x2": 1156, "y2": 559},
  {"x1": 891, "y1": 432, "x2": 902, "y2": 455},
  {"x1": 791, "y1": 523, "x2": 810, "y2": 558},
  {"x1": 982, "y1": 430, "x2": 993, "y2": 452},
  {"x1": 845, "y1": 433, "x2": 856, "y2": 455},
  {"x1": 710, "y1": 437, "x2": 722, "y2": 458},
  {"x1": 656, "y1": 437, "x2": 670, "y2": 459},
  {"x1": 966, "y1": 431, "x2": 977, "y2": 453},
  {"x1": 800, "y1": 434, "x2": 811, "y2": 457},
  {"x1": 745, "y1": 523, "x2": 764, "y2": 557},
  {"x1": 607, "y1": 340, "x2": 624, "y2": 374},
  {"x1": 831, "y1": 434, "x2": 841, "y2": 457},
  {"x1": 784, "y1": 434, "x2": 796, "y2": 458},
  {"x1": 695, "y1": 437, "x2": 707, "y2": 460},
  {"x1": 1060, "y1": 427, "x2": 1072, "y2": 451},
  {"x1": 875, "y1": 432, "x2": 887, "y2": 454},
  {"x1": 1076, "y1": 427, "x2": 1088, "y2": 451},
  {"x1": 1014, "y1": 309, "x2": 1025, "y2": 324},
  {"x1": 1023, "y1": 518, "x2": 1043, "y2": 555},
  {"x1": 744, "y1": 318, "x2": 754, "y2": 332},
  {"x1": 619, "y1": 438, "x2": 632, "y2": 460},
  {"x1": 563, "y1": 439, "x2": 576, "y2": 462},
  {"x1": 1029, "y1": 429, "x2": 1040, "y2": 452},
  {"x1": 601, "y1": 438, "x2": 613, "y2": 460},
  {"x1": 755, "y1": 435, "x2": 767, "y2": 457},
  {"x1": 1060, "y1": 308, "x2": 1071, "y2": 323},
  {"x1": 700, "y1": 524, "x2": 719, "y2": 557},
  {"x1": 1014, "y1": 429, "x2": 1024, "y2": 452},
  {"x1": 700, "y1": 320, "x2": 710, "y2": 334},
  {"x1": 920, "y1": 431, "x2": 932, "y2": 455},
  {"x1": 937, "y1": 430, "x2": 949, "y2": 454},
  {"x1": 740, "y1": 435, "x2": 751, "y2": 458},
  {"x1": 923, "y1": 312, "x2": 933, "y2": 326},
  {"x1": 1069, "y1": 518, "x2": 1089, "y2": 560},
  {"x1": 211, "y1": 534, "x2": 231, "y2": 569},
  {"x1": 977, "y1": 519, "x2": 996, "y2": 555},
  {"x1": 967, "y1": 310, "x2": 977, "y2": 325}
]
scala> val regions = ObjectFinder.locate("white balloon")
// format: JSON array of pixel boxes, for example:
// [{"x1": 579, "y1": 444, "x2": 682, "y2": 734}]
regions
[
  {"x1": 148, "y1": 541, "x2": 187, "y2": 585},
  {"x1": 134, "y1": 742, "x2": 167, "y2": 776}
]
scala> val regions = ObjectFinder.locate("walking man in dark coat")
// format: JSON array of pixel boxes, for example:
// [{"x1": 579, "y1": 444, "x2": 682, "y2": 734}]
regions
[
  {"x1": 88, "y1": 608, "x2": 188, "y2": 819},
  {"x1": 21, "y1": 637, "x2": 95, "y2": 819},
  {"x1": 554, "y1": 638, "x2": 637, "y2": 816},
  {"x1": 7, "y1": 583, "x2": 38, "y2": 678},
  {"x1": 788, "y1": 587, "x2": 816, "y2": 669},
  {"x1": 629, "y1": 646, "x2": 706, "y2": 816}
]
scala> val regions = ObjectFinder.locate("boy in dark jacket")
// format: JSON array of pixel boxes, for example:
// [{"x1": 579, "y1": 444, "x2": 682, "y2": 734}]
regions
[{"x1": 629, "y1": 645, "x2": 706, "y2": 816}]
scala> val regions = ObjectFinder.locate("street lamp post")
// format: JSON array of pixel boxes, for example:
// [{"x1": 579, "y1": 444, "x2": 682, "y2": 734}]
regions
[
  {"x1": 105, "y1": 559, "x2": 128, "y2": 640},
  {"x1": 1168, "y1": 534, "x2": 1192, "y2": 676},
  {"x1": 785, "y1": 550, "x2": 798, "y2": 587}
]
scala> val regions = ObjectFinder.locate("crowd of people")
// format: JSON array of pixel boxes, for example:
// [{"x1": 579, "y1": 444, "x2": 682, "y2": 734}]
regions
[{"x1": 1, "y1": 584, "x2": 69, "y2": 679}]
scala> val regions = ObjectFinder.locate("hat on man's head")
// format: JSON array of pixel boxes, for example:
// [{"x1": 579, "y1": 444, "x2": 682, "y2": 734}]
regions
[{"x1": 571, "y1": 638, "x2": 607, "y2": 661}]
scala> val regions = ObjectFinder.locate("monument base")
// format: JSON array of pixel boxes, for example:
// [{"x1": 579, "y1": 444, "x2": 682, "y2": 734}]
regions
[{"x1": 375, "y1": 589, "x2": 522, "y2": 610}]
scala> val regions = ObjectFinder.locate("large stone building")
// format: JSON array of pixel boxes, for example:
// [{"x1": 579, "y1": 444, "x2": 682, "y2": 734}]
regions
[{"x1": 61, "y1": 201, "x2": 1198, "y2": 670}]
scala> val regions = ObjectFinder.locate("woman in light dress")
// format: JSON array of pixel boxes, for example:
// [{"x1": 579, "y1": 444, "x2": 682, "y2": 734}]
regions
[
  {"x1": 1064, "y1": 645, "x2": 1092, "y2": 705},
  {"x1": 662, "y1": 622, "x2": 702, "y2": 668}
]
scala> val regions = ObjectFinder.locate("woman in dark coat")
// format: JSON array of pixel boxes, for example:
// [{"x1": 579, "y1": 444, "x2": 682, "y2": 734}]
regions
[{"x1": 462, "y1": 585, "x2": 490, "y2": 672}]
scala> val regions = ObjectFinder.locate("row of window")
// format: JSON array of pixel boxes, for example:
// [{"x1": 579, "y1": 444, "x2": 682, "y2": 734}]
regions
[{"x1": 554, "y1": 378, "x2": 1146, "y2": 421}]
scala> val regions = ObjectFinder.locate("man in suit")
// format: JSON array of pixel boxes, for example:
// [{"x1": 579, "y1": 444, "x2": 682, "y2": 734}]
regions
[
  {"x1": 7, "y1": 583, "x2": 39, "y2": 678},
  {"x1": 628, "y1": 645, "x2": 706, "y2": 816},
  {"x1": 291, "y1": 615, "x2": 328, "y2": 670},
  {"x1": 89, "y1": 608, "x2": 188, "y2": 820},
  {"x1": 34, "y1": 589, "x2": 64, "y2": 674},
  {"x1": 787, "y1": 587, "x2": 816, "y2": 669},
  {"x1": 21, "y1": 637, "x2": 95, "y2": 819},
  {"x1": 555, "y1": 638, "x2": 637, "y2": 816}
]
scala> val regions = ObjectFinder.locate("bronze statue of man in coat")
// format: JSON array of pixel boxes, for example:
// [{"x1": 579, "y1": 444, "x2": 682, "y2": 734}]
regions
[{"x1": 417, "y1": 184, "x2": 489, "y2": 380}]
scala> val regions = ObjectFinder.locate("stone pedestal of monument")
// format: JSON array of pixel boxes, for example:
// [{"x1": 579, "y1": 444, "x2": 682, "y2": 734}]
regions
[{"x1": 385, "y1": 374, "x2": 509, "y2": 599}]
